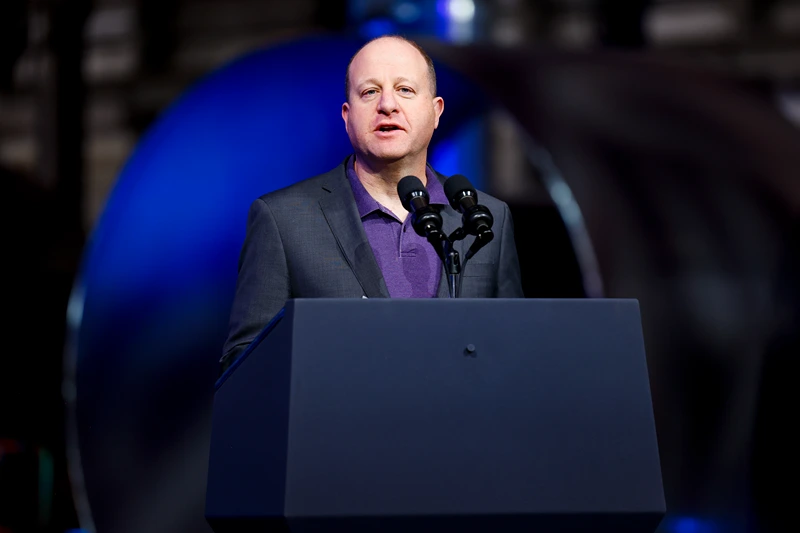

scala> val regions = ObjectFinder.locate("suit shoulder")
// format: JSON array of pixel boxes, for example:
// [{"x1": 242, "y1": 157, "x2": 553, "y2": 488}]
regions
[
  {"x1": 474, "y1": 189, "x2": 510, "y2": 211},
  {"x1": 253, "y1": 164, "x2": 345, "y2": 207}
]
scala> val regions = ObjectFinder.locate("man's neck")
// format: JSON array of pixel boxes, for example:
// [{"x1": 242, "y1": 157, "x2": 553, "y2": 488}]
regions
[{"x1": 354, "y1": 156, "x2": 428, "y2": 214}]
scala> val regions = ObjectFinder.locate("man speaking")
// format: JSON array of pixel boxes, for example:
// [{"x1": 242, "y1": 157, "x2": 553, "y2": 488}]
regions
[{"x1": 221, "y1": 35, "x2": 524, "y2": 371}]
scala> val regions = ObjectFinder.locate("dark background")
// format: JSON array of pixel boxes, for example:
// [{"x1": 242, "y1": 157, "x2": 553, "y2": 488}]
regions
[{"x1": 1, "y1": 1, "x2": 798, "y2": 532}]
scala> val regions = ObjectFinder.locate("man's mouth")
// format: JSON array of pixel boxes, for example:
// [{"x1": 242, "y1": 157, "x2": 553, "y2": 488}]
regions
[{"x1": 377, "y1": 125, "x2": 402, "y2": 132}]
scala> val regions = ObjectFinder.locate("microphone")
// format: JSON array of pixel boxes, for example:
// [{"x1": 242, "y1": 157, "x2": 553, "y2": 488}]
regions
[
  {"x1": 444, "y1": 174, "x2": 494, "y2": 240},
  {"x1": 397, "y1": 175, "x2": 444, "y2": 242}
]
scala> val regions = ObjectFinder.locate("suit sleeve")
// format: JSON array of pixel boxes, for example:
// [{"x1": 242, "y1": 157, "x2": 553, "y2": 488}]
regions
[
  {"x1": 496, "y1": 203, "x2": 525, "y2": 298},
  {"x1": 221, "y1": 197, "x2": 290, "y2": 369}
]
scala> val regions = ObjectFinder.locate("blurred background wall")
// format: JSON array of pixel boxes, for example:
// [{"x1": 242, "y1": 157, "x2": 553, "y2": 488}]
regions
[{"x1": 0, "y1": 1, "x2": 798, "y2": 532}]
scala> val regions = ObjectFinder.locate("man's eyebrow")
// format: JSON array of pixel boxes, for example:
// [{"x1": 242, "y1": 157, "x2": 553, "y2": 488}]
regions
[{"x1": 358, "y1": 78, "x2": 381, "y2": 88}]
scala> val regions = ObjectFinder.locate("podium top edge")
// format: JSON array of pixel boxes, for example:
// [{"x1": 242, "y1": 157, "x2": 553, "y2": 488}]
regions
[
  {"x1": 287, "y1": 298, "x2": 641, "y2": 304},
  {"x1": 287, "y1": 298, "x2": 639, "y2": 302}
]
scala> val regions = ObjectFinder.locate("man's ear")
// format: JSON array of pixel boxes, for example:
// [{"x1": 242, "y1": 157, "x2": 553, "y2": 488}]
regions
[
  {"x1": 433, "y1": 96, "x2": 444, "y2": 129},
  {"x1": 342, "y1": 102, "x2": 350, "y2": 132}
]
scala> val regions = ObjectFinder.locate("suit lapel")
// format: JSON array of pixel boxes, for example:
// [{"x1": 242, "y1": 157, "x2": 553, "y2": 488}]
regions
[{"x1": 319, "y1": 165, "x2": 390, "y2": 298}]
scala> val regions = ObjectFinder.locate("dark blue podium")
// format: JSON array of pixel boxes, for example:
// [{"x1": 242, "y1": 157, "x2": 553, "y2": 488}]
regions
[{"x1": 206, "y1": 298, "x2": 665, "y2": 533}]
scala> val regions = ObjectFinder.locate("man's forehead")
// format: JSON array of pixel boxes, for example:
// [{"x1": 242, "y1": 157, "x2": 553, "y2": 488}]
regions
[{"x1": 351, "y1": 38, "x2": 425, "y2": 72}]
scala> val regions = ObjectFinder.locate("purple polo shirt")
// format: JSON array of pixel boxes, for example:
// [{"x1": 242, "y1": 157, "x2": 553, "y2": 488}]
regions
[{"x1": 346, "y1": 157, "x2": 447, "y2": 298}]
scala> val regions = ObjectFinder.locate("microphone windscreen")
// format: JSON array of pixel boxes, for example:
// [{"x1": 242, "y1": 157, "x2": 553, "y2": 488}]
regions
[
  {"x1": 444, "y1": 174, "x2": 477, "y2": 210},
  {"x1": 397, "y1": 175, "x2": 426, "y2": 211}
]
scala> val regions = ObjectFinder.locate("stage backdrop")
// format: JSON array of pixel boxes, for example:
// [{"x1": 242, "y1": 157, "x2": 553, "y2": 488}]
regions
[{"x1": 65, "y1": 34, "x2": 799, "y2": 533}]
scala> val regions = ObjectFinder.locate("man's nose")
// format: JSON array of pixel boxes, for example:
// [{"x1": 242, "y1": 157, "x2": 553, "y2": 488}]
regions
[{"x1": 377, "y1": 91, "x2": 398, "y2": 114}]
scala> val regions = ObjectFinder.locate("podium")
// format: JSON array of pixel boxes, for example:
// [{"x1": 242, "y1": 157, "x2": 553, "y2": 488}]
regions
[{"x1": 205, "y1": 298, "x2": 665, "y2": 533}]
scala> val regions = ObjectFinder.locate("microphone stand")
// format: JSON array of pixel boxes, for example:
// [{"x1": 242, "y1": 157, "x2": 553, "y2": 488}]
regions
[
  {"x1": 416, "y1": 215, "x2": 493, "y2": 299},
  {"x1": 442, "y1": 238, "x2": 461, "y2": 298},
  {"x1": 423, "y1": 228, "x2": 460, "y2": 299},
  {"x1": 442, "y1": 227, "x2": 467, "y2": 298}
]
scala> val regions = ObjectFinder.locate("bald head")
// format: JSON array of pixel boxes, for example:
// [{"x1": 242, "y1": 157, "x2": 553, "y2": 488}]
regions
[
  {"x1": 341, "y1": 34, "x2": 445, "y2": 173},
  {"x1": 344, "y1": 35, "x2": 437, "y2": 102}
]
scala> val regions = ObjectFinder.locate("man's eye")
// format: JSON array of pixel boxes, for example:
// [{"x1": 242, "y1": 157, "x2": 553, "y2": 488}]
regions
[
  {"x1": 399, "y1": 87, "x2": 413, "y2": 94},
  {"x1": 363, "y1": 89, "x2": 377, "y2": 96}
]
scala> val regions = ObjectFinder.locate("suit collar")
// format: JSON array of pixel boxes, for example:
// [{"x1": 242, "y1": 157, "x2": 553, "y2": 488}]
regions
[{"x1": 319, "y1": 159, "x2": 390, "y2": 298}]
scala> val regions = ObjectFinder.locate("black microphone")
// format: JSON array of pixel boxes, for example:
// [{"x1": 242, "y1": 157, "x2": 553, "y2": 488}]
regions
[
  {"x1": 397, "y1": 175, "x2": 444, "y2": 242},
  {"x1": 444, "y1": 174, "x2": 494, "y2": 240}
]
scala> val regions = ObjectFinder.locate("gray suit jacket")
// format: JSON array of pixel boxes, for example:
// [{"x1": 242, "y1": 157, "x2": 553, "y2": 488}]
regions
[{"x1": 222, "y1": 159, "x2": 524, "y2": 366}]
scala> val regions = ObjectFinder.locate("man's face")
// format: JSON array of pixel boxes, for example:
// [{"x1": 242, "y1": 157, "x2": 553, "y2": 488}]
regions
[{"x1": 342, "y1": 37, "x2": 444, "y2": 167}]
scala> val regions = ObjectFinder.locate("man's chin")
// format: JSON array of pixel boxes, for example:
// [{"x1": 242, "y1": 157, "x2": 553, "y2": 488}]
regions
[{"x1": 364, "y1": 151, "x2": 407, "y2": 165}]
